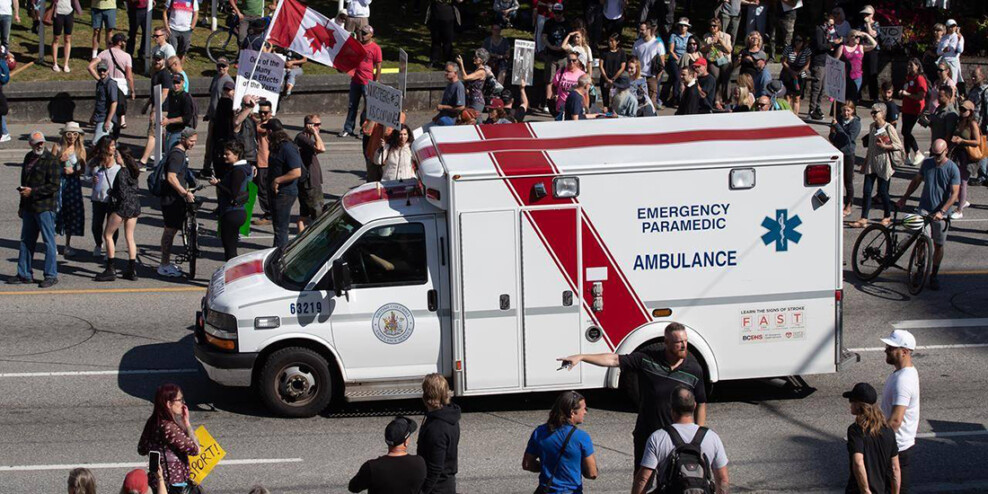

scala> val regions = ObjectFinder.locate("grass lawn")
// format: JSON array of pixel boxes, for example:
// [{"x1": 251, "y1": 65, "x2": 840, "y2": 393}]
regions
[{"x1": 7, "y1": 0, "x2": 550, "y2": 82}]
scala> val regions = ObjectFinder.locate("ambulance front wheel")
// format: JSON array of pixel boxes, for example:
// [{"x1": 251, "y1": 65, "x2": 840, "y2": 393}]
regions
[{"x1": 258, "y1": 347, "x2": 335, "y2": 418}]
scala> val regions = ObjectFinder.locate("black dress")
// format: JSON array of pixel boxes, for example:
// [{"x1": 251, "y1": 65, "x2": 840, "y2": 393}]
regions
[{"x1": 110, "y1": 169, "x2": 142, "y2": 219}]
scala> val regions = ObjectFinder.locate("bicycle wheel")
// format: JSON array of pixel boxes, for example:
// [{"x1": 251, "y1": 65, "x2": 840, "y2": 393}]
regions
[
  {"x1": 206, "y1": 29, "x2": 238, "y2": 64},
  {"x1": 906, "y1": 235, "x2": 934, "y2": 295},
  {"x1": 852, "y1": 224, "x2": 893, "y2": 281},
  {"x1": 186, "y1": 216, "x2": 199, "y2": 280}
]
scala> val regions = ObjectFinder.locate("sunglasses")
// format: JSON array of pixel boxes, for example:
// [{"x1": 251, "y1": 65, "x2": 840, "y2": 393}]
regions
[
  {"x1": 310, "y1": 122, "x2": 321, "y2": 127},
  {"x1": 152, "y1": 34, "x2": 163, "y2": 38},
  {"x1": 259, "y1": 111, "x2": 271, "y2": 115},
  {"x1": 568, "y1": 59, "x2": 579, "y2": 63}
]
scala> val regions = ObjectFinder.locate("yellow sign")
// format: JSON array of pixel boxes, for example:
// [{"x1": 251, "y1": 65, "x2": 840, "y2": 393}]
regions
[{"x1": 188, "y1": 426, "x2": 226, "y2": 485}]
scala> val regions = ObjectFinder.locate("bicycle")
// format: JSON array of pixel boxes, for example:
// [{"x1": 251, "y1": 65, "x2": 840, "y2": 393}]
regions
[
  {"x1": 175, "y1": 184, "x2": 206, "y2": 280},
  {"x1": 206, "y1": 5, "x2": 271, "y2": 63},
  {"x1": 851, "y1": 206, "x2": 949, "y2": 295}
]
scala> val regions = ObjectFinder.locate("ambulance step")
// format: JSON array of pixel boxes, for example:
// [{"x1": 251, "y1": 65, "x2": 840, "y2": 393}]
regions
[{"x1": 344, "y1": 381, "x2": 424, "y2": 402}]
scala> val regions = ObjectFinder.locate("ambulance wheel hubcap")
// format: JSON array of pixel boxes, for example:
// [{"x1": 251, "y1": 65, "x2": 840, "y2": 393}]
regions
[{"x1": 277, "y1": 365, "x2": 317, "y2": 405}]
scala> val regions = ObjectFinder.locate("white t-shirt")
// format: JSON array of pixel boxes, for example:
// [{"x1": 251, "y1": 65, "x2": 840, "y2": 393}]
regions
[
  {"x1": 633, "y1": 37, "x2": 666, "y2": 77},
  {"x1": 603, "y1": 0, "x2": 624, "y2": 20},
  {"x1": 0, "y1": 0, "x2": 13, "y2": 17},
  {"x1": 881, "y1": 366, "x2": 920, "y2": 451},
  {"x1": 641, "y1": 423, "x2": 728, "y2": 473},
  {"x1": 166, "y1": 0, "x2": 199, "y2": 32}
]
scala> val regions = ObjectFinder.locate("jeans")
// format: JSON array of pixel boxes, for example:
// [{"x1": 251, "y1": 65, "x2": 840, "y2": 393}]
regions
[
  {"x1": 126, "y1": 7, "x2": 147, "y2": 59},
  {"x1": 18, "y1": 210, "x2": 58, "y2": 280},
  {"x1": 808, "y1": 64, "x2": 827, "y2": 114},
  {"x1": 94, "y1": 120, "x2": 114, "y2": 145},
  {"x1": 271, "y1": 192, "x2": 296, "y2": 250},
  {"x1": 0, "y1": 15, "x2": 11, "y2": 48},
  {"x1": 343, "y1": 81, "x2": 366, "y2": 135},
  {"x1": 843, "y1": 152, "x2": 855, "y2": 208},
  {"x1": 861, "y1": 174, "x2": 891, "y2": 220},
  {"x1": 979, "y1": 157, "x2": 988, "y2": 180},
  {"x1": 164, "y1": 130, "x2": 181, "y2": 152},
  {"x1": 1, "y1": 115, "x2": 7, "y2": 136}
]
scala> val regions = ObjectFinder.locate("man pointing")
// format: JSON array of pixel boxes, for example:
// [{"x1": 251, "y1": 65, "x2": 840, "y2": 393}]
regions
[{"x1": 558, "y1": 322, "x2": 707, "y2": 471}]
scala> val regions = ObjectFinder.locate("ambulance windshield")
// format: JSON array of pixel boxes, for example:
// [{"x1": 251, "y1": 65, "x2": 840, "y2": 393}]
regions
[{"x1": 276, "y1": 201, "x2": 361, "y2": 288}]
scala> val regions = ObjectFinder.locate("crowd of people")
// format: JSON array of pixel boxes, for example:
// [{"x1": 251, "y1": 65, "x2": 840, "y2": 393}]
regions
[{"x1": 59, "y1": 323, "x2": 920, "y2": 493}]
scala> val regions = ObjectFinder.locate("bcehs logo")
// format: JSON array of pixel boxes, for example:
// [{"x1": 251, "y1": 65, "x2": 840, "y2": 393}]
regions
[{"x1": 743, "y1": 334, "x2": 763, "y2": 341}]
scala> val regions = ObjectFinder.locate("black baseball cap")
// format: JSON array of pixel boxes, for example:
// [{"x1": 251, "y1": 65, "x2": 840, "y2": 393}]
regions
[
  {"x1": 842, "y1": 382, "x2": 878, "y2": 404},
  {"x1": 262, "y1": 118, "x2": 284, "y2": 132},
  {"x1": 384, "y1": 416, "x2": 417, "y2": 447}
]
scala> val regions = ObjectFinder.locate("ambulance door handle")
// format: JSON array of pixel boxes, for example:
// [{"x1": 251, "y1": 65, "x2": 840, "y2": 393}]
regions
[
  {"x1": 427, "y1": 289, "x2": 438, "y2": 312},
  {"x1": 500, "y1": 294, "x2": 510, "y2": 310}
]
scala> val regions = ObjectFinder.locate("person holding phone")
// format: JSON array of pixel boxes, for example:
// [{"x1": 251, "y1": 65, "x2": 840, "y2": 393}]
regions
[
  {"x1": 10, "y1": 132, "x2": 61, "y2": 288},
  {"x1": 138, "y1": 383, "x2": 200, "y2": 494}
]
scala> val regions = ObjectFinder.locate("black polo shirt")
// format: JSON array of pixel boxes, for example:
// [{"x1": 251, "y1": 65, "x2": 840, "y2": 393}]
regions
[{"x1": 619, "y1": 344, "x2": 707, "y2": 437}]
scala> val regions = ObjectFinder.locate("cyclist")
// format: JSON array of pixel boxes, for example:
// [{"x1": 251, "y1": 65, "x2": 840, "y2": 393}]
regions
[
  {"x1": 896, "y1": 138, "x2": 960, "y2": 291},
  {"x1": 157, "y1": 127, "x2": 198, "y2": 278}
]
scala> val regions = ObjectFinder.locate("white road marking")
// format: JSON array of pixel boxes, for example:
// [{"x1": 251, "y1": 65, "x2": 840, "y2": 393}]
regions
[
  {"x1": 0, "y1": 458, "x2": 303, "y2": 472},
  {"x1": 0, "y1": 368, "x2": 199, "y2": 378},
  {"x1": 850, "y1": 343, "x2": 988, "y2": 352},
  {"x1": 916, "y1": 430, "x2": 988, "y2": 439},
  {"x1": 891, "y1": 318, "x2": 988, "y2": 329}
]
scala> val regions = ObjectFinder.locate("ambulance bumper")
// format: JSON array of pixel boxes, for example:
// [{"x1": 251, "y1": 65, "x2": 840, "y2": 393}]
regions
[{"x1": 194, "y1": 341, "x2": 257, "y2": 388}]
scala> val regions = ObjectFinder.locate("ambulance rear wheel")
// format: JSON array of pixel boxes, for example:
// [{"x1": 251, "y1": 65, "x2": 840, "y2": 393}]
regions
[{"x1": 258, "y1": 347, "x2": 334, "y2": 418}]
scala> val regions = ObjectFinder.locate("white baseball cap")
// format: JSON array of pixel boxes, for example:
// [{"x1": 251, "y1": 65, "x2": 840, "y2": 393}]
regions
[
  {"x1": 946, "y1": 19, "x2": 957, "y2": 27},
  {"x1": 881, "y1": 329, "x2": 916, "y2": 350}
]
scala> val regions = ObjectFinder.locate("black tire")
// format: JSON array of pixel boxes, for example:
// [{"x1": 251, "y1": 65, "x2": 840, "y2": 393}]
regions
[
  {"x1": 206, "y1": 29, "x2": 238, "y2": 64},
  {"x1": 852, "y1": 224, "x2": 893, "y2": 281},
  {"x1": 258, "y1": 347, "x2": 334, "y2": 417},
  {"x1": 906, "y1": 234, "x2": 934, "y2": 295}
]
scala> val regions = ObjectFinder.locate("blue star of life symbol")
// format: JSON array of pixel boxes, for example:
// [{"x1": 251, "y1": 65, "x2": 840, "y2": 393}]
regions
[{"x1": 761, "y1": 209, "x2": 802, "y2": 252}]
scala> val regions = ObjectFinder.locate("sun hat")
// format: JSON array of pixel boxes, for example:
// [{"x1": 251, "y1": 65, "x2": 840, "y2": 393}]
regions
[{"x1": 60, "y1": 121, "x2": 83, "y2": 134}]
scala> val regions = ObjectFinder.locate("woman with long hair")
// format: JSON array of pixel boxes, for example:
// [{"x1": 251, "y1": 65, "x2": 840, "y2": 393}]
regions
[
  {"x1": 830, "y1": 101, "x2": 861, "y2": 218},
  {"x1": 54, "y1": 122, "x2": 86, "y2": 257},
  {"x1": 899, "y1": 58, "x2": 928, "y2": 166},
  {"x1": 88, "y1": 136, "x2": 121, "y2": 259},
  {"x1": 702, "y1": 18, "x2": 733, "y2": 104},
  {"x1": 948, "y1": 100, "x2": 982, "y2": 219},
  {"x1": 522, "y1": 391, "x2": 598, "y2": 493},
  {"x1": 562, "y1": 29, "x2": 593, "y2": 72},
  {"x1": 209, "y1": 140, "x2": 253, "y2": 261},
  {"x1": 929, "y1": 61, "x2": 955, "y2": 114},
  {"x1": 138, "y1": 383, "x2": 200, "y2": 494},
  {"x1": 418, "y1": 373, "x2": 461, "y2": 494},
  {"x1": 95, "y1": 147, "x2": 141, "y2": 281},
  {"x1": 836, "y1": 30, "x2": 877, "y2": 103},
  {"x1": 67, "y1": 467, "x2": 97, "y2": 494},
  {"x1": 375, "y1": 124, "x2": 415, "y2": 181},
  {"x1": 843, "y1": 382, "x2": 900, "y2": 494},
  {"x1": 852, "y1": 102, "x2": 902, "y2": 228}
]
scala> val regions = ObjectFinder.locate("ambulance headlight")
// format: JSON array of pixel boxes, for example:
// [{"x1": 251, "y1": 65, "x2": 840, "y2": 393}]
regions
[
  {"x1": 553, "y1": 177, "x2": 580, "y2": 198},
  {"x1": 729, "y1": 168, "x2": 756, "y2": 190}
]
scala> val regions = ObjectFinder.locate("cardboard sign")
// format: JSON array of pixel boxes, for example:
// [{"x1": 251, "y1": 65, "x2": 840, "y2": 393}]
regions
[
  {"x1": 512, "y1": 39, "x2": 535, "y2": 86},
  {"x1": 398, "y1": 49, "x2": 409, "y2": 98},
  {"x1": 153, "y1": 84, "x2": 163, "y2": 165},
  {"x1": 877, "y1": 25, "x2": 902, "y2": 48},
  {"x1": 188, "y1": 426, "x2": 227, "y2": 485},
  {"x1": 233, "y1": 50, "x2": 286, "y2": 114},
  {"x1": 366, "y1": 81, "x2": 403, "y2": 130},
  {"x1": 824, "y1": 55, "x2": 846, "y2": 103}
]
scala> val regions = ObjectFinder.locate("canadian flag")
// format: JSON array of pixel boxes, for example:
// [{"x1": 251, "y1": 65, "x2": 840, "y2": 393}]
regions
[{"x1": 266, "y1": 0, "x2": 365, "y2": 72}]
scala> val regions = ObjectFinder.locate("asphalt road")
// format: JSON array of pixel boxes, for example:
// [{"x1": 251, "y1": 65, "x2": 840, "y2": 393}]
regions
[{"x1": 0, "y1": 110, "x2": 987, "y2": 493}]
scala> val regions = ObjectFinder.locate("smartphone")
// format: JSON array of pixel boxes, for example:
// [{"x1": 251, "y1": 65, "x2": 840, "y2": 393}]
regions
[
  {"x1": 16, "y1": 186, "x2": 24, "y2": 191},
  {"x1": 149, "y1": 451, "x2": 160, "y2": 471}
]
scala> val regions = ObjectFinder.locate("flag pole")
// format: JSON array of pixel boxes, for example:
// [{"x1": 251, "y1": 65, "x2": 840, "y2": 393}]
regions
[{"x1": 246, "y1": 0, "x2": 287, "y2": 84}]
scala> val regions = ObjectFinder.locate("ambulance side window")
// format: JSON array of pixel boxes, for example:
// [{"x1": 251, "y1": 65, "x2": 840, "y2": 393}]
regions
[{"x1": 341, "y1": 223, "x2": 428, "y2": 288}]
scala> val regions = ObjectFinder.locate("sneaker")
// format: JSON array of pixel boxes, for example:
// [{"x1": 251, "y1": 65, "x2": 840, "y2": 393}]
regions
[
  {"x1": 92, "y1": 246, "x2": 102, "y2": 258},
  {"x1": 63, "y1": 246, "x2": 76, "y2": 257},
  {"x1": 963, "y1": 201, "x2": 971, "y2": 209},
  {"x1": 929, "y1": 275, "x2": 940, "y2": 291},
  {"x1": 157, "y1": 264, "x2": 183, "y2": 278},
  {"x1": 539, "y1": 105, "x2": 550, "y2": 114},
  {"x1": 338, "y1": 131, "x2": 352, "y2": 138},
  {"x1": 810, "y1": 109, "x2": 824, "y2": 121},
  {"x1": 6, "y1": 275, "x2": 33, "y2": 285},
  {"x1": 0, "y1": 134, "x2": 10, "y2": 143},
  {"x1": 38, "y1": 277, "x2": 58, "y2": 288},
  {"x1": 911, "y1": 153, "x2": 925, "y2": 166},
  {"x1": 251, "y1": 217, "x2": 272, "y2": 226},
  {"x1": 63, "y1": 65, "x2": 70, "y2": 73},
  {"x1": 950, "y1": 210, "x2": 964, "y2": 220},
  {"x1": 52, "y1": 64, "x2": 61, "y2": 72}
]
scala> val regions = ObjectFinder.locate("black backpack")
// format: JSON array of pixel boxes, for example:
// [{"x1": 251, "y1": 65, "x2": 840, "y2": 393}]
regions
[{"x1": 659, "y1": 426, "x2": 715, "y2": 494}]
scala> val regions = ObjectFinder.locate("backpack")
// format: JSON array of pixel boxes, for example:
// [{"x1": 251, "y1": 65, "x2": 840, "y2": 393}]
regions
[
  {"x1": 147, "y1": 148, "x2": 192, "y2": 197},
  {"x1": 659, "y1": 426, "x2": 715, "y2": 494}
]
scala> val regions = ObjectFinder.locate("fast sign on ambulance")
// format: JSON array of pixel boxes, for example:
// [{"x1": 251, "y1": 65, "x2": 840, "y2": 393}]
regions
[{"x1": 194, "y1": 112, "x2": 852, "y2": 417}]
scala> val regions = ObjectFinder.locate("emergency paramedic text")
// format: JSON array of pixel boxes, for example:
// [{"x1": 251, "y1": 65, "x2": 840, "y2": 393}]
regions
[{"x1": 638, "y1": 203, "x2": 731, "y2": 234}]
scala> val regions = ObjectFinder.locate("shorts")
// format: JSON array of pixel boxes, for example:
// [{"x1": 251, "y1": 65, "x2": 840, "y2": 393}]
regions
[
  {"x1": 298, "y1": 180, "x2": 323, "y2": 219},
  {"x1": 169, "y1": 29, "x2": 192, "y2": 56},
  {"x1": 91, "y1": 8, "x2": 116, "y2": 30},
  {"x1": 161, "y1": 201, "x2": 186, "y2": 229},
  {"x1": 544, "y1": 52, "x2": 566, "y2": 85},
  {"x1": 53, "y1": 14, "x2": 74, "y2": 36},
  {"x1": 286, "y1": 67, "x2": 303, "y2": 86},
  {"x1": 920, "y1": 209, "x2": 949, "y2": 246}
]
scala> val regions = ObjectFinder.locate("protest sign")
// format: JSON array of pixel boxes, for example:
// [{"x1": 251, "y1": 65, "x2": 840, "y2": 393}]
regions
[
  {"x1": 825, "y1": 56, "x2": 846, "y2": 103},
  {"x1": 366, "y1": 81, "x2": 403, "y2": 130},
  {"x1": 153, "y1": 85, "x2": 163, "y2": 165},
  {"x1": 233, "y1": 50, "x2": 286, "y2": 114},
  {"x1": 877, "y1": 26, "x2": 903, "y2": 48},
  {"x1": 398, "y1": 49, "x2": 409, "y2": 98},
  {"x1": 188, "y1": 426, "x2": 227, "y2": 485},
  {"x1": 512, "y1": 39, "x2": 535, "y2": 86}
]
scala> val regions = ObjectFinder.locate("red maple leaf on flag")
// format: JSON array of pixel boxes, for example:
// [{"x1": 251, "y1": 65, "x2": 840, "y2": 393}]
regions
[{"x1": 303, "y1": 23, "x2": 337, "y2": 53}]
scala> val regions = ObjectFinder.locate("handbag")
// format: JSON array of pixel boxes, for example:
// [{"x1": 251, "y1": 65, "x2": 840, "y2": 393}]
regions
[
  {"x1": 965, "y1": 135, "x2": 987, "y2": 161},
  {"x1": 43, "y1": 3, "x2": 54, "y2": 26},
  {"x1": 533, "y1": 425, "x2": 578, "y2": 494}
]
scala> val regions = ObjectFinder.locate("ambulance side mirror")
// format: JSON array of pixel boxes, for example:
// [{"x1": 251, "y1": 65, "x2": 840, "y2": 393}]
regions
[{"x1": 331, "y1": 259, "x2": 352, "y2": 298}]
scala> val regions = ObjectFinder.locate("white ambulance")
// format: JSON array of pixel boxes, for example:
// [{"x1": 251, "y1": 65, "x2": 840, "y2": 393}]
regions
[{"x1": 194, "y1": 111, "x2": 854, "y2": 417}]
